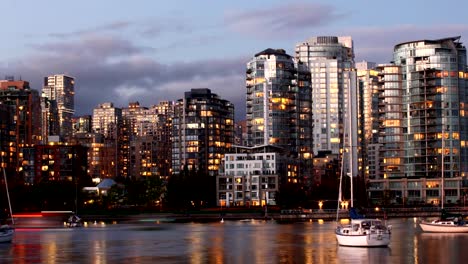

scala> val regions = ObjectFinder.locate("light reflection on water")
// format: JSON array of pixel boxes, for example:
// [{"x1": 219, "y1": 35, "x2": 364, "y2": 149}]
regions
[{"x1": 1, "y1": 218, "x2": 468, "y2": 263}]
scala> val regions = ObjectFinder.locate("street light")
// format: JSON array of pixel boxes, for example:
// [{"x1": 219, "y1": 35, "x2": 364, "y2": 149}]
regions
[
  {"x1": 318, "y1": 201, "x2": 323, "y2": 211},
  {"x1": 340, "y1": 200, "x2": 349, "y2": 210}
]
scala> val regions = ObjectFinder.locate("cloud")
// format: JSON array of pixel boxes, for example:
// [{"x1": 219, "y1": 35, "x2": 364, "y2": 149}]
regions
[
  {"x1": 140, "y1": 19, "x2": 193, "y2": 38},
  {"x1": 30, "y1": 34, "x2": 154, "y2": 61},
  {"x1": 0, "y1": 34, "x2": 248, "y2": 119},
  {"x1": 346, "y1": 24, "x2": 468, "y2": 63},
  {"x1": 49, "y1": 21, "x2": 131, "y2": 39},
  {"x1": 225, "y1": 2, "x2": 345, "y2": 38}
]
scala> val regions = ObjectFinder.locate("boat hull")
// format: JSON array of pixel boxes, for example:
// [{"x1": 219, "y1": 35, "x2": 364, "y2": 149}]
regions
[
  {"x1": 419, "y1": 222, "x2": 468, "y2": 233},
  {"x1": 336, "y1": 232, "x2": 391, "y2": 247},
  {"x1": 0, "y1": 227, "x2": 14, "y2": 243}
]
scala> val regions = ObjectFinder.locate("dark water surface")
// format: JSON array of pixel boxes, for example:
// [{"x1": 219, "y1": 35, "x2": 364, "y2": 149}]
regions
[{"x1": 1, "y1": 218, "x2": 467, "y2": 263}]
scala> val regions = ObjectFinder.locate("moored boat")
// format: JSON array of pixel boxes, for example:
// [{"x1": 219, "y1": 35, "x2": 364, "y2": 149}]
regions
[
  {"x1": 335, "y1": 83, "x2": 392, "y2": 247},
  {"x1": 66, "y1": 214, "x2": 83, "y2": 228},
  {"x1": 336, "y1": 218, "x2": 392, "y2": 247},
  {"x1": 419, "y1": 215, "x2": 468, "y2": 233},
  {"x1": 0, "y1": 225, "x2": 14, "y2": 243}
]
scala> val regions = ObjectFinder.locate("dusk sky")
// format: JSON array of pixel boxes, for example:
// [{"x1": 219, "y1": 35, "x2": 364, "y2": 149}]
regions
[{"x1": 1, "y1": 0, "x2": 468, "y2": 119}]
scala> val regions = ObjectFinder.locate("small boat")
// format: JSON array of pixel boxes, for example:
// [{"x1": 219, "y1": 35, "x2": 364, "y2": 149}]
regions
[
  {"x1": 336, "y1": 216, "x2": 392, "y2": 247},
  {"x1": 0, "y1": 225, "x2": 14, "y2": 243},
  {"x1": 66, "y1": 174, "x2": 82, "y2": 228},
  {"x1": 418, "y1": 122, "x2": 467, "y2": 233},
  {"x1": 1, "y1": 153, "x2": 14, "y2": 243},
  {"x1": 419, "y1": 210, "x2": 468, "y2": 233},
  {"x1": 66, "y1": 214, "x2": 83, "y2": 228}
]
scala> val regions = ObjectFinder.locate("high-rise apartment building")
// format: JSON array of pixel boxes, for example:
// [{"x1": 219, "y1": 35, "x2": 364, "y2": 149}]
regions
[
  {"x1": 172, "y1": 88, "x2": 234, "y2": 176},
  {"x1": 0, "y1": 104, "x2": 15, "y2": 178},
  {"x1": 295, "y1": 36, "x2": 357, "y2": 158},
  {"x1": 356, "y1": 61, "x2": 380, "y2": 180},
  {"x1": 368, "y1": 37, "x2": 468, "y2": 205},
  {"x1": 72, "y1": 115, "x2": 92, "y2": 135},
  {"x1": 245, "y1": 48, "x2": 313, "y2": 185},
  {"x1": 0, "y1": 79, "x2": 42, "y2": 178},
  {"x1": 42, "y1": 74, "x2": 75, "y2": 140},
  {"x1": 71, "y1": 132, "x2": 105, "y2": 180},
  {"x1": 92, "y1": 102, "x2": 123, "y2": 178},
  {"x1": 122, "y1": 101, "x2": 174, "y2": 179},
  {"x1": 40, "y1": 96, "x2": 59, "y2": 143},
  {"x1": 92, "y1": 102, "x2": 122, "y2": 139}
]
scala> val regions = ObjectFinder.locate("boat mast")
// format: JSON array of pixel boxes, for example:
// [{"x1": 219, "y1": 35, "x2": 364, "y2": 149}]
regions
[
  {"x1": 1, "y1": 150, "x2": 14, "y2": 225},
  {"x1": 347, "y1": 78, "x2": 354, "y2": 209},
  {"x1": 336, "y1": 147, "x2": 345, "y2": 222}
]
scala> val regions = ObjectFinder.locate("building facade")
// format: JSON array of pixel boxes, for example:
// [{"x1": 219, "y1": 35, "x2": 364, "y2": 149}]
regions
[
  {"x1": 368, "y1": 37, "x2": 468, "y2": 206},
  {"x1": 246, "y1": 48, "x2": 313, "y2": 186},
  {"x1": 0, "y1": 79, "x2": 42, "y2": 176},
  {"x1": 42, "y1": 74, "x2": 75, "y2": 140},
  {"x1": 295, "y1": 36, "x2": 357, "y2": 157},
  {"x1": 217, "y1": 145, "x2": 295, "y2": 206},
  {"x1": 172, "y1": 88, "x2": 234, "y2": 176},
  {"x1": 122, "y1": 101, "x2": 174, "y2": 179},
  {"x1": 92, "y1": 102, "x2": 123, "y2": 178}
]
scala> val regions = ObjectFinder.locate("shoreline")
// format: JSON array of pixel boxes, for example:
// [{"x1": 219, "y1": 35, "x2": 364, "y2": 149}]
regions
[{"x1": 11, "y1": 207, "x2": 468, "y2": 227}]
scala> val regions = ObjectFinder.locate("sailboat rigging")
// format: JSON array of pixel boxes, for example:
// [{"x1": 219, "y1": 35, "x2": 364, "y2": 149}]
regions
[
  {"x1": 335, "y1": 78, "x2": 392, "y2": 247},
  {"x1": 66, "y1": 174, "x2": 82, "y2": 228},
  {"x1": 419, "y1": 112, "x2": 468, "y2": 232},
  {"x1": 1, "y1": 150, "x2": 14, "y2": 243}
]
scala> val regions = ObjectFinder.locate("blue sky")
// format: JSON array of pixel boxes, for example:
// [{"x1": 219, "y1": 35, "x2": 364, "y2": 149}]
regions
[{"x1": 1, "y1": 0, "x2": 468, "y2": 119}]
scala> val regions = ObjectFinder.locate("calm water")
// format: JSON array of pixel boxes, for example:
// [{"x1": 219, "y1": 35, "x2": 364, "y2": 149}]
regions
[{"x1": 1, "y1": 218, "x2": 467, "y2": 263}]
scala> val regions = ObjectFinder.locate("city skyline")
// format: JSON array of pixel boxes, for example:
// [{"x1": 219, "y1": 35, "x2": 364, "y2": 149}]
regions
[{"x1": 1, "y1": 0, "x2": 468, "y2": 119}]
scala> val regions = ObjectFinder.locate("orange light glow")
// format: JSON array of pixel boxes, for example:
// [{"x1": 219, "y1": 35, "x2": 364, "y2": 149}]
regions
[{"x1": 12, "y1": 213, "x2": 43, "y2": 218}]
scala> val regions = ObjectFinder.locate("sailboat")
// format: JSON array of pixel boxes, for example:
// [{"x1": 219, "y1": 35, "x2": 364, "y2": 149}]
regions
[
  {"x1": 0, "y1": 153, "x2": 14, "y2": 243},
  {"x1": 419, "y1": 121, "x2": 468, "y2": 233},
  {"x1": 65, "y1": 174, "x2": 82, "y2": 228},
  {"x1": 335, "y1": 81, "x2": 392, "y2": 247}
]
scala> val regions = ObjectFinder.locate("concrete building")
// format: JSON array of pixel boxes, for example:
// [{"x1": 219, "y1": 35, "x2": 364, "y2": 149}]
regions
[
  {"x1": 92, "y1": 102, "x2": 123, "y2": 178},
  {"x1": 217, "y1": 145, "x2": 296, "y2": 206},
  {"x1": 368, "y1": 37, "x2": 468, "y2": 206},
  {"x1": 246, "y1": 48, "x2": 313, "y2": 186},
  {"x1": 172, "y1": 88, "x2": 234, "y2": 176},
  {"x1": 20, "y1": 143, "x2": 87, "y2": 183},
  {"x1": 122, "y1": 101, "x2": 174, "y2": 179},
  {"x1": 295, "y1": 36, "x2": 357, "y2": 159},
  {"x1": 0, "y1": 79, "x2": 42, "y2": 177},
  {"x1": 72, "y1": 115, "x2": 92, "y2": 135},
  {"x1": 42, "y1": 74, "x2": 75, "y2": 140},
  {"x1": 356, "y1": 62, "x2": 380, "y2": 180}
]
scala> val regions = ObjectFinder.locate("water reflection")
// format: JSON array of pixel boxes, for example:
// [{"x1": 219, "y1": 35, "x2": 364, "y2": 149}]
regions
[
  {"x1": 337, "y1": 246, "x2": 392, "y2": 264},
  {"x1": 418, "y1": 232, "x2": 468, "y2": 264},
  {"x1": 2, "y1": 219, "x2": 468, "y2": 263}
]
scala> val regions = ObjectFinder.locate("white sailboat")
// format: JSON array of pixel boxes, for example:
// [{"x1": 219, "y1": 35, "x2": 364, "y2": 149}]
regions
[
  {"x1": 0, "y1": 153, "x2": 14, "y2": 243},
  {"x1": 335, "y1": 80, "x2": 391, "y2": 247},
  {"x1": 419, "y1": 120, "x2": 468, "y2": 233}
]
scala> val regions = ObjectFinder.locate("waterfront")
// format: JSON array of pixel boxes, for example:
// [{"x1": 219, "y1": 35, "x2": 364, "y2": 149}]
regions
[{"x1": 1, "y1": 218, "x2": 468, "y2": 263}]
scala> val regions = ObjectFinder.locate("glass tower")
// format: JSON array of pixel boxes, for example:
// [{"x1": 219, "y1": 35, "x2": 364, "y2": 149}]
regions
[
  {"x1": 295, "y1": 36, "x2": 356, "y2": 157},
  {"x1": 393, "y1": 36, "x2": 468, "y2": 180},
  {"x1": 245, "y1": 48, "x2": 313, "y2": 184},
  {"x1": 369, "y1": 37, "x2": 468, "y2": 205}
]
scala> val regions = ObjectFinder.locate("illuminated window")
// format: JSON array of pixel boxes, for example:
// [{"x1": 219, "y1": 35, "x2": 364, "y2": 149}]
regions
[{"x1": 414, "y1": 133, "x2": 424, "y2": 140}]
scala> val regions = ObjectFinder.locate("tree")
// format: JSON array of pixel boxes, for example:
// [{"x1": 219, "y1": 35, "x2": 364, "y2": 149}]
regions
[{"x1": 276, "y1": 182, "x2": 307, "y2": 208}]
